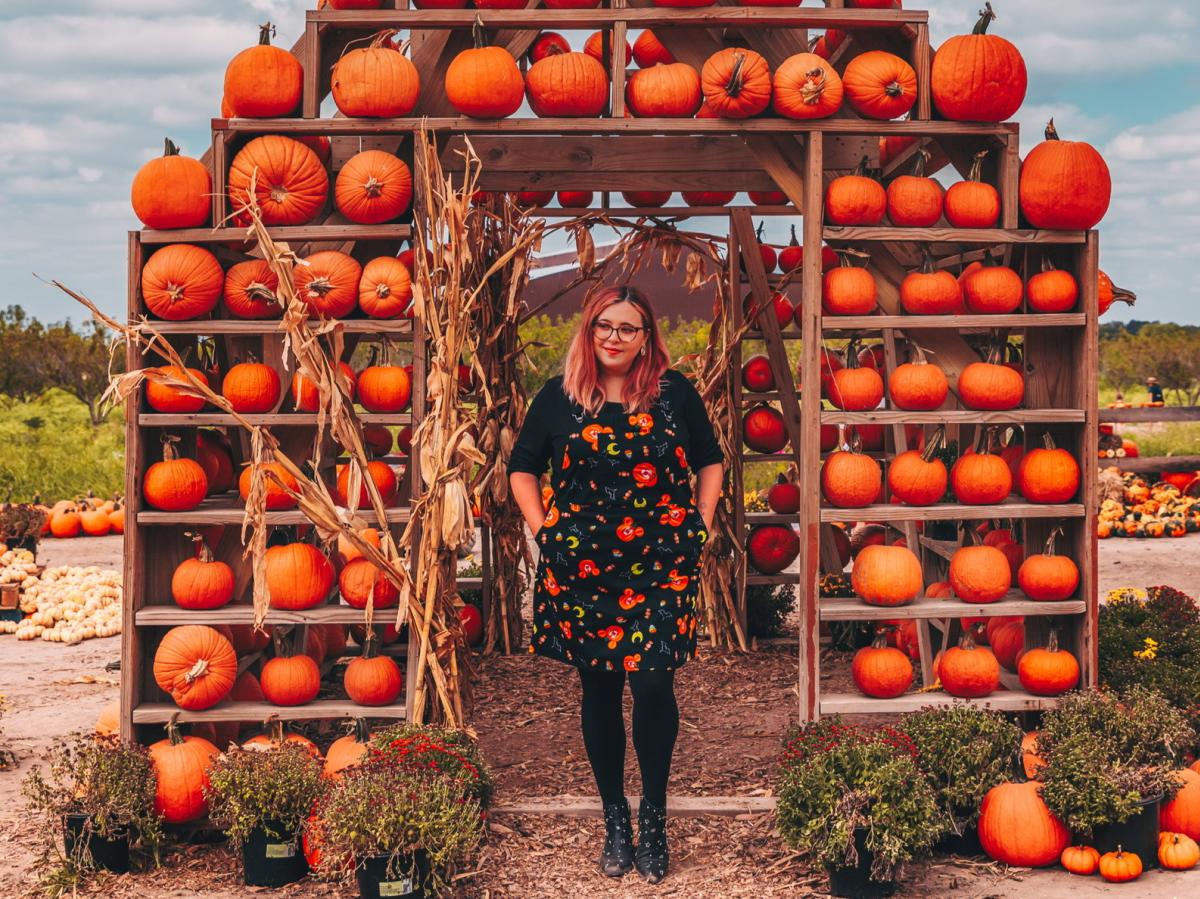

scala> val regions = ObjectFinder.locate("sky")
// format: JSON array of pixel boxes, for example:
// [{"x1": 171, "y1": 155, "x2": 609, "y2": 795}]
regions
[{"x1": 1, "y1": 0, "x2": 1198, "y2": 325}]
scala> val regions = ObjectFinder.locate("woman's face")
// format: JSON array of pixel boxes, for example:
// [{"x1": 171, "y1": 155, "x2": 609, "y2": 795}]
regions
[{"x1": 591, "y1": 301, "x2": 648, "y2": 374}]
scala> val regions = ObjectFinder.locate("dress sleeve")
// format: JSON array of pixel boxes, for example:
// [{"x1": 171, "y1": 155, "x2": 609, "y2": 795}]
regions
[
  {"x1": 678, "y1": 374, "x2": 724, "y2": 469},
  {"x1": 508, "y1": 380, "x2": 561, "y2": 477}
]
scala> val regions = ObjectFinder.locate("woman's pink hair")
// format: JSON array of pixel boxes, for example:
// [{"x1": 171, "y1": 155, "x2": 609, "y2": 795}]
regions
[{"x1": 562, "y1": 285, "x2": 669, "y2": 416}]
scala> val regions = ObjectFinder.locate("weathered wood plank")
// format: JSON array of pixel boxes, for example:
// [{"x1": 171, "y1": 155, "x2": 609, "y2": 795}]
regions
[
  {"x1": 308, "y1": 8, "x2": 929, "y2": 27},
  {"x1": 819, "y1": 594, "x2": 1086, "y2": 622},
  {"x1": 821, "y1": 690, "x2": 1061, "y2": 715},
  {"x1": 819, "y1": 500, "x2": 1086, "y2": 523},
  {"x1": 133, "y1": 700, "x2": 408, "y2": 724}
]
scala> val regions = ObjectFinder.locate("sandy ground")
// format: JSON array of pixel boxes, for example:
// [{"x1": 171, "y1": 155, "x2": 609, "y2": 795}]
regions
[{"x1": 1, "y1": 533, "x2": 1198, "y2": 897}]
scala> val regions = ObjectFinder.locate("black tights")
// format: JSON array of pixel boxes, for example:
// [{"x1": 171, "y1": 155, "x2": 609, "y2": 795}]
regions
[{"x1": 577, "y1": 667, "x2": 679, "y2": 807}]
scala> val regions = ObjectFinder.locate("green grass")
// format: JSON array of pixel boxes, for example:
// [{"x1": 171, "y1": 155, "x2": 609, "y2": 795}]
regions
[{"x1": 0, "y1": 390, "x2": 124, "y2": 502}]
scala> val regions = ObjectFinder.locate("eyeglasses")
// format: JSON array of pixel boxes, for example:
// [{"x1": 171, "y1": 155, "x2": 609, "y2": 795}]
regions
[{"x1": 592, "y1": 321, "x2": 644, "y2": 342}]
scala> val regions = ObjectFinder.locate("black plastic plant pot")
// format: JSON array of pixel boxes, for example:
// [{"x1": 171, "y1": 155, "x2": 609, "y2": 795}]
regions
[
  {"x1": 825, "y1": 828, "x2": 896, "y2": 899},
  {"x1": 936, "y1": 823, "x2": 982, "y2": 857},
  {"x1": 1092, "y1": 797, "x2": 1161, "y2": 871},
  {"x1": 241, "y1": 821, "x2": 309, "y2": 887},
  {"x1": 63, "y1": 814, "x2": 130, "y2": 874},
  {"x1": 356, "y1": 851, "x2": 429, "y2": 899}
]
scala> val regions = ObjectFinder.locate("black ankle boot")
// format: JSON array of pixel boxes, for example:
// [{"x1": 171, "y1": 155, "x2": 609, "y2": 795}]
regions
[
  {"x1": 634, "y1": 797, "x2": 669, "y2": 883},
  {"x1": 599, "y1": 798, "x2": 634, "y2": 876}
]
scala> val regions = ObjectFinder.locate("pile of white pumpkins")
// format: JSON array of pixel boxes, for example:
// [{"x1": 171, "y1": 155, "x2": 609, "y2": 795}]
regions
[{"x1": 0, "y1": 548, "x2": 122, "y2": 644}]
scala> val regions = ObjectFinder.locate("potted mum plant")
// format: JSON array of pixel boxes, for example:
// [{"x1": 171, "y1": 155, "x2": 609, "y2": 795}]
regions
[
  {"x1": 776, "y1": 720, "x2": 942, "y2": 897},
  {"x1": 205, "y1": 738, "x2": 326, "y2": 887},
  {"x1": 368, "y1": 722, "x2": 495, "y2": 811},
  {"x1": 1038, "y1": 686, "x2": 1194, "y2": 869},
  {"x1": 311, "y1": 755, "x2": 485, "y2": 898},
  {"x1": 22, "y1": 733, "x2": 163, "y2": 879},
  {"x1": 899, "y1": 704, "x2": 1022, "y2": 855}
]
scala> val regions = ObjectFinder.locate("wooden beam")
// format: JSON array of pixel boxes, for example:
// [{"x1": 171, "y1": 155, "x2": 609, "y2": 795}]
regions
[
  {"x1": 308, "y1": 8, "x2": 930, "y2": 28},
  {"x1": 1099, "y1": 407, "x2": 1200, "y2": 423}
]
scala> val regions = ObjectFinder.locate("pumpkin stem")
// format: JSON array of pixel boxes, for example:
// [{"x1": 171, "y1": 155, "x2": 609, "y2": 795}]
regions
[
  {"x1": 787, "y1": 224, "x2": 799, "y2": 247},
  {"x1": 852, "y1": 155, "x2": 873, "y2": 179},
  {"x1": 266, "y1": 717, "x2": 284, "y2": 744},
  {"x1": 1041, "y1": 432, "x2": 1058, "y2": 451},
  {"x1": 967, "y1": 149, "x2": 988, "y2": 183},
  {"x1": 166, "y1": 713, "x2": 184, "y2": 746},
  {"x1": 843, "y1": 336, "x2": 861, "y2": 370},
  {"x1": 184, "y1": 657, "x2": 210, "y2": 685},
  {"x1": 1044, "y1": 525, "x2": 1064, "y2": 556},
  {"x1": 471, "y1": 15, "x2": 489, "y2": 50},
  {"x1": 724, "y1": 51, "x2": 748, "y2": 98},
  {"x1": 161, "y1": 434, "x2": 182, "y2": 462},
  {"x1": 258, "y1": 22, "x2": 275, "y2": 47},
  {"x1": 799, "y1": 66, "x2": 829, "y2": 106},
  {"x1": 973, "y1": 2, "x2": 997, "y2": 35},
  {"x1": 920, "y1": 426, "x2": 946, "y2": 462},
  {"x1": 909, "y1": 148, "x2": 930, "y2": 179},
  {"x1": 1044, "y1": 118, "x2": 1060, "y2": 141},
  {"x1": 362, "y1": 633, "x2": 380, "y2": 660},
  {"x1": 884, "y1": 80, "x2": 904, "y2": 98},
  {"x1": 959, "y1": 629, "x2": 979, "y2": 650},
  {"x1": 1046, "y1": 628, "x2": 1060, "y2": 653},
  {"x1": 1109, "y1": 278, "x2": 1137, "y2": 307},
  {"x1": 1039, "y1": 255, "x2": 1058, "y2": 274},
  {"x1": 353, "y1": 717, "x2": 370, "y2": 744},
  {"x1": 163, "y1": 137, "x2": 181, "y2": 158},
  {"x1": 918, "y1": 245, "x2": 937, "y2": 275},
  {"x1": 871, "y1": 628, "x2": 892, "y2": 650}
]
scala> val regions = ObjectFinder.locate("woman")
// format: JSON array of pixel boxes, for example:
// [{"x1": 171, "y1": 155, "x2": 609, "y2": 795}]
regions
[{"x1": 508, "y1": 286, "x2": 724, "y2": 883}]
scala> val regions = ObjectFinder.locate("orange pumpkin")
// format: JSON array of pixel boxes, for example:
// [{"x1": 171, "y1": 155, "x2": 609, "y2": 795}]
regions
[
  {"x1": 145, "y1": 366, "x2": 208, "y2": 414},
  {"x1": 931, "y1": 4, "x2": 1027, "y2": 122},
  {"x1": 153, "y1": 625, "x2": 237, "y2": 710},
  {"x1": 944, "y1": 149, "x2": 1001, "y2": 228},
  {"x1": 238, "y1": 462, "x2": 300, "y2": 510},
  {"x1": 1017, "y1": 434, "x2": 1080, "y2": 503},
  {"x1": 940, "y1": 633, "x2": 1000, "y2": 696},
  {"x1": 887, "y1": 429, "x2": 948, "y2": 506},
  {"x1": 261, "y1": 652, "x2": 321, "y2": 707},
  {"x1": 772, "y1": 52, "x2": 842, "y2": 119},
  {"x1": 1060, "y1": 844, "x2": 1100, "y2": 876},
  {"x1": 958, "y1": 360, "x2": 1024, "y2": 411},
  {"x1": 1098, "y1": 270, "x2": 1136, "y2": 316},
  {"x1": 335, "y1": 150, "x2": 411, "y2": 224},
  {"x1": 525, "y1": 51, "x2": 609, "y2": 117},
  {"x1": 962, "y1": 259, "x2": 1023, "y2": 314},
  {"x1": 951, "y1": 443, "x2": 1013, "y2": 504},
  {"x1": 331, "y1": 33, "x2": 421, "y2": 117},
  {"x1": 222, "y1": 361, "x2": 281, "y2": 414},
  {"x1": 1026, "y1": 258, "x2": 1078, "y2": 314},
  {"x1": 1159, "y1": 832, "x2": 1200, "y2": 871},
  {"x1": 828, "y1": 353, "x2": 884, "y2": 412},
  {"x1": 850, "y1": 544, "x2": 922, "y2": 607},
  {"x1": 445, "y1": 25, "x2": 524, "y2": 118},
  {"x1": 171, "y1": 535, "x2": 235, "y2": 610},
  {"x1": 888, "y1": 347, "x2": 947, "y2": 411},
  {"x1": 141, "y1": 244, "x2": 223, "y2": 320},
  {"x1": 265, "y1": 542, "x2": 334, "y2": 611},
  {"x1": 228, "y1": 135, "x2": 329, "y2": 226},
  {"x1": 949, "y1": 544, "x2": 1011, "y2": 604},
  {"x1": 1020, "y1": 120, "x2": 1112, "y2": 230},
  {"x1": 825, "y1": 156, "x2": 886, "y2": 225},
  {"x1": 223, "y1": 24, "x2": 302, "y2": 118},
  {"x1": 886, "y1": 150, "x2": 943, "y2": 227},
  {"x1": 344, "y1": 636, "x2": 404, "y2": 706},
  {"x1": 339, "y1": 558, "x2": 401, "y2": 610},
  {"x1": 626, "y1": 62, "x2": 702, "y2": 117},
  {"x1": 144, "y1": 442, "x2": 208, "y2": 511},
  {"x1": 292, "y1": 361, "x2": 357, "y2": 412},
  {"x1": 130, "y1": 138, "x2": 211, "y2": 230},
  {"x1": 335, "y1": 460, "x2": 399, "y2": 507},
  {"x1": 851, "y1": 631, "x2": 914, "y2": 698},
  {"x1": 1018, "y1": 630, "x2": 1080, "y2": 696},
  {"x1": 223, "y1": 259, "x2": 282, "y2": 319},
  {"x1": 357, "y1": 364, "x2": 412, "y2": 413},
  {"x1": 822, "y1": 258, "x2": 877, "y2": 316},
  {"x1": 583, "y1": 31, "x2": 630, "y2": 68},
  {"x1": 900, "y1": 253, "x2": 963, "y2": 315},
  {"x1": 979, "y1": 781, "x2": 1069, "y2": 867},
  {"x1": 1098, "y1": 847, "x2": 1142, "y2": 883},
  {"x1": 1160, "y1": 768, "x2": 1200, "y2": 840},
  {"x1": 821, "y1": 448, "x2": 882, "y2": 508},
  {"x1": 148, "y1": 721, "x2": 220, "y2": 824},
  {"x1": 700, "y1": 48, "x2": 771, "y2": 119},
  {"x1": 1018, "y1": 527, "x2": 1079, "y2": 601},
  {"x1": 295, "y1": 250, "x2": 363, "y2": 318},
  {"x1": 633, "y1": 30, "x2": 673, "y2": 68},
  {"x1": 324, "y1": 720, "x2": 373, "y2": 779},
  {"x1": 843, "y1": 51, "x2": 917, "y2": 120}
]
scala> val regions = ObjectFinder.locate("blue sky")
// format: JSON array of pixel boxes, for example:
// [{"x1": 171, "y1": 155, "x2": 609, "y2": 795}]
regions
[{"x1": 2, "y1": 1, "x2": 1197, "y2": 325}]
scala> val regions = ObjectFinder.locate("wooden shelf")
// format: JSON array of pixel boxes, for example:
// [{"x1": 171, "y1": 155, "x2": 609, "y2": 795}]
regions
[
  {"x1": 139, "y1": 413, "x2": 411, "y2": 426},
  {"x1": 819, "y1": 499, "x2": 1085, "y2": 523},
  {"x1": 133, "y1": 319, "x2": 414, "y2": 335},
  {"x1": 138, "y1": 224, "x2": 411, "y2": 245},
  {"x1": 308, "y1": 8, "x2": 930, "y2": 29},
  {"x1": 819, "y1": 593, "x2": 1085, "y2": 622},
  {"x1": 821, "y1": 409, "x2": 1087, "y2": 425},
  {"x1": 821, "y1": 313, "x2": 1086, "y2": 331},
  {"x1": 132, "y1": 700, "x2": 407, "y2": 724},
  {"x1": 220, "y1": 118, "x2": 1014, "y2": 137},
  {"x1": 135, "y1": 606, "x2": 406, "y2": 626},
  {"x1": 742, "y1": 453, "x2": 800, "y2": 465},
  {"x1": 747, "y1": 573, "x2": 800, "y2": 586},
  {"x1": 824, "y1": 227, "x2": 1087, "y2": 245},
  {"x1": 136, "y1": 498, "x2": 411, "y2": 525},
  {"x1": 530, "y1": 205, "x2": 797, "y2": 217},
  {"x1": 820, "y1": 690, "x2": 1061, "y2": 716}
]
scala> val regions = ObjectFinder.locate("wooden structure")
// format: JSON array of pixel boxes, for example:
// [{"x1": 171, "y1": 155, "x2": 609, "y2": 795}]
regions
[{"x1": 122, "y1": 0, "x2": 1100, "y2": 740}]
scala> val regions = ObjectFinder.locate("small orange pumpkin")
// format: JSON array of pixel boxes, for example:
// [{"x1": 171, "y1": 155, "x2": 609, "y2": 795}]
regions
[
  {"x1": 888, "y1": 345, "x2": 948, "y2": 411},
  {"x1": 1060, "y1": 844, "x2": 1100, "y2": 876},
  {"x1": 843, "y1": 51, "x2": 917, "y2": 120},
  {"x1": 850, "y1": 544, "x2": 922, "y2": 607},
  {"x1": 445, "y1": 22, "x2": 524, "y2": 118},
  {"x1": 887, "y1": 427, "x2": 948, "y2": 506},
  {"x1": 1098, "y1": 847, "x2": 1142, "y2": 883},
  {"x1": 851, "y1": 631, "x2": 914, "y2": 698},
  {"x1": 772, "y1": 52, "x2": 842, "y2": 119},
  {"x1": 144, "y1": 440, "x2": 208, "y2": 512},
  {"x1": 1018, "y1": 629, "x2": 1080, "y2": 696},
  {"x1": 331, "y1": 31, "x2": 420, "y2": 117},
  {"x1": 335, "y1": 150, "x2": 412, "y2": 224},
  {"x1": 130, "y1": 138, "x2": 211, "y2": 230},
  {"x1": 223, "y1": 259, "x2": 281, "y2": 320},
  {"x1": 825, "y1": 156, "x2": 886, "y2": 225},
  {"x1": 141, "y1": 244, "x2": 223, "y2": 321},
  {"x1": 1159, "y1": 832, "x2": 1200, "y2": 870},
  {"x1": 701, "y1": 48, "x2": 772, "y2": 119},
  {"x1": 944, "y1": 149, "x2": 1001, "y2": 228},
  {"x1": 295, "y1": 250, "x2": 363, "y2": 318},
  {"x1": 223, "y1": 23, "x2": 303, "y2": 118},
  {"x1": 626, "y1": 62, "x2": 702, "y2": 117}
]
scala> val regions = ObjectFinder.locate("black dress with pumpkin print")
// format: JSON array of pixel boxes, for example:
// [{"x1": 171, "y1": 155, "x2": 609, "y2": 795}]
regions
[{"x1": 509, "y1": 370, "x2": 724, "y2": 672}]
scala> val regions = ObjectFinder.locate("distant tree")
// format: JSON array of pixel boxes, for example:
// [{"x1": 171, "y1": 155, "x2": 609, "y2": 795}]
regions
[{"x1": 0, "y1": 307, "x2": 49, "y2": 402}]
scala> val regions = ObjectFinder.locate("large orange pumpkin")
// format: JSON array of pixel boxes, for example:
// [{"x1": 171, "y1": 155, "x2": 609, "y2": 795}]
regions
[
  {"x1": 335, "y1": 150, "x2": 412, "y2": 224},
  {"x1": 526, "y1": 51, "x2": 609, "y2": 117},
  {"x1": 141, "y1": 244, "x2": 223, "y2": 321},
  {"x1": 359, "y1": 257, "x2": 413, "y2": 319},
  {"x1": 978, "y1": 781, "x2": 1070, "y2": 867},
  {"x1": 1017, "y1": 434, "x2": 1080, "y2": 503},
  {"x1": 1020, "y1": 120, "x2": 1112, "y2": 230},
  {"x1": 238, "y1": 462, "x2": 300, "y2": 510},
  {"x1": 331, "y1": 34, "x2": 420, "y2": 117},
  {"x1": 445, "y1": 26, "x2": 524, "y2": 118},
  {"x1": 852, "y1": 632, "x2": 914, "y2": 698},
  {"x1": 940, "y1": 633, "x2": 1000, "y2": 696},
  {"x1": 153, "y1": 624, "x2": 237, "y2": 710},
  {"x1": 700, "y1": 48, "x2": 772, "y2": 119},
  {"x1": 228, "y1": 135, "x2": 329, "y2": 226},
  {"x1": 949, "y1": 545, "x2": 1012, "y2": 604},
  {"x1": 626, "y1": 62, "x2": 702, "y2": 117},
  {"x1": 223, "y1": 24, "x2": 303, "y2": 118},
  {"x1": 223, "y1": 259, "x2": 282, "y2": 319},
  {"x1": 851, "y1": 544, "x2": 922, "y2": 607},
  {"x1": 339, "y1": 558, "x2": 401, "y2": 610},
  {"x1": 148, "y1": 721, "x2": 220, "y2": 823},
  {"x1": 821, "y1": 448, "x2": 882, "y2": 508},
  {"x1": 1160, "y1": 768, "x2": 1200, "y2": 840},
  {"x1": 931, "y1": 4, "x2": 1027, "y2": 122},
  {"x1": 295, "y1": 250, "x2": 363, "y2": 318},
  {"x1": 131, "y1": 138, "x2": 211, "y2": 230},
  {"x1": 144, "y1": 442, "x2": 208, "y2": 512},
  {"x1": 145, "y1": 366, "x2": 208, "y2": 414},
  {"x1": 843, "y1": 51, "x2": 917, "y2": 120},
  {"x1": 265, "y1": 542, "x2": 334, "y2": 611},
  {"x1": 772, "y1": 53, "x2": 842, "y2": 119},
  {"x1": 825, "y1": 156, "x2": 886, "y2": 225}
]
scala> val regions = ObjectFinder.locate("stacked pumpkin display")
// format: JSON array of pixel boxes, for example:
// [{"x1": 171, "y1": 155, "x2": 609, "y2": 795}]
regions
[{"x1": 1097, "y1": 471, "x2": 1200, "y2": 539}]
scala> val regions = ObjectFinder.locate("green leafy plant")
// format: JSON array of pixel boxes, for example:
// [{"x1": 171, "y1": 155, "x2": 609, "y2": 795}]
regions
[
  {"x1": 899, "y1": 705, "x2": 1022, "y2": 836},
  {"x1": 457, "y1": 559, "x2": 484, "y2": 608},
  {"x1": 204, "y1": 742, "x2": 326, "y2": 845},
  {"x1": 776, "y1": 720, "x2": 941, "y2": 882},
  {"x1": 745, "y1": 582, "x2": 795, "y2": 638},
  {"x1": 311, "y1": 756, "x2": 484, "y2": 891},
  {"x1": 1038, "y1": 686, "x2": 1194, "y2": 836},
  {"x1": 1098, "y1": 586, "x2": 1200, "y2": 726},
  {"x1": 368, "y1": 723, "x2": 495, "y2": 809},
  {"x1": 22, "y1": 733, "x2": 162, "y2": 894}
]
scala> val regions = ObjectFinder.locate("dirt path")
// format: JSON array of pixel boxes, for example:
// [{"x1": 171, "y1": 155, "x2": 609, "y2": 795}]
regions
[{"x1": 2, "y1": 534, "x2": 1198, "y2": 897}]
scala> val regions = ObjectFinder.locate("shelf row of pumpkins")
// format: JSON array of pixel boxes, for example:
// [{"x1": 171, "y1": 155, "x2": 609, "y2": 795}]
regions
[
  {"x1": 976, "y1": 770, "x2": 1200, "y2": 877},
  {"x1": 139, "y1": 241, "x2": 415, "y2": 321},
  {"x1": 852, "y1": 623, "x2": 1079, "y2": 700}
]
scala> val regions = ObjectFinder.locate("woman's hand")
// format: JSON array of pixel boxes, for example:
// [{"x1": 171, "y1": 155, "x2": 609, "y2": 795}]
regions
[
  {"x1": 509, "y1": 471, "x2": 547, "y2": 537},
  {"x1": 695, "y1": 462, "x2": 723, "y2": 534}
]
